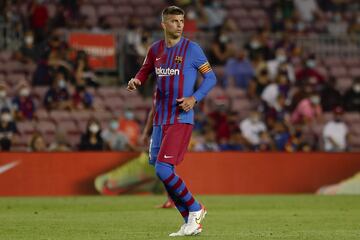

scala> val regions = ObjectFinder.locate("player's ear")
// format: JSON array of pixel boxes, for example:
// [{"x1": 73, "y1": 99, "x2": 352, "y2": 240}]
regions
[{"x1": 161, "y1": 21, "x2": 166, "y2": 31}]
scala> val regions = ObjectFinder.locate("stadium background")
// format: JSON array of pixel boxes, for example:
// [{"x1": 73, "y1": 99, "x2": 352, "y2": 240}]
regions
[{"x1": 0, "y1": 0, "x2": 359, "y2": 195}]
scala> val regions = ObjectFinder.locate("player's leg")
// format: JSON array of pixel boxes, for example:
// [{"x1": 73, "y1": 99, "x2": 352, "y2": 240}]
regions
[
  {"x1": 156, "y1": 124, "x2": 206, "y2": 236},
  {"x1": 150, "y1": 125, "x2": 188, "y2": 220}
]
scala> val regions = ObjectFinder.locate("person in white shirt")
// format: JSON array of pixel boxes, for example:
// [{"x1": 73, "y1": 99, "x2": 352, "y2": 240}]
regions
[
  {"x1": 322, "y1": 107, "x2": 349, "y2": 152},
  {"x1": 294, "y1": 0, "x2": 320, "y2": 22},
  {"x1": 240, "y1": 111, "x2": 267, "y2": 147}
]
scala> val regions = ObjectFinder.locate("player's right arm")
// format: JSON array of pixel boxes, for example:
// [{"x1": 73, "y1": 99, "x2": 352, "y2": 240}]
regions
[
  {"x1": 127, "y1": 46, "x2": 155, "y2": 91},
  {"x1": 140, "y1": 105, "x2": 154, "y2": 146}
]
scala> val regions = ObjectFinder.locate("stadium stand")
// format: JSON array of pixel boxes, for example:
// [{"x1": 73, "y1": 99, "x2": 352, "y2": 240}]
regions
[{"x1": 0, "y1": 0, "x2": 359, "y2": 152}]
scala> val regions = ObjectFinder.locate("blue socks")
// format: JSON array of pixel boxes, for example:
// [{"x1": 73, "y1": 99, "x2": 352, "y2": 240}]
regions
[{"x1": 155, "y1": 161, "x2": 201, "y2": 221}]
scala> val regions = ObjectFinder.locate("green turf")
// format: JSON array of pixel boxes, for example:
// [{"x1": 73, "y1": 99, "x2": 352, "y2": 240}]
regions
[{"x1": 0, "y1": 195, "x2": 359, "y2": 240}]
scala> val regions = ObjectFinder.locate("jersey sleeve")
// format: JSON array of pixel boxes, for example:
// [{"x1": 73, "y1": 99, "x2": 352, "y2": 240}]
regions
[
  {"x1": 191, "y1": 43, "x2": 217, "y2": 102},
  {"x1": 134, "y1": 45, "x2": 155, "y2": 84}
]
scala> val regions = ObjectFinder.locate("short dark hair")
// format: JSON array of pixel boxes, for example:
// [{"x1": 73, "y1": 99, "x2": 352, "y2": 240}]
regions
[{"x1": 162, "y1": 6, "x2": 185, "y2": 21}]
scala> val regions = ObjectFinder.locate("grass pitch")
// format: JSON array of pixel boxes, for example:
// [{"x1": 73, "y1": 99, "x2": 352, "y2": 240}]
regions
[{"x1": 0, "y1": 195, "x2": 359, "y2": 240}]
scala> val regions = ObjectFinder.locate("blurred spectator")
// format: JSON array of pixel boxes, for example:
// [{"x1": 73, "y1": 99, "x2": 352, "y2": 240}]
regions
[
  {"x1": 270, "y1": 1, "x2": 295, "y2": 32},
  {"x1": 244, "y1": 30, "x2": 273, "y2": 61},
  {"x1": 193, "y1": 128, "x2": 220, "y2": 151},
  {"x1": 267, "y1": 48, "x2": 295, "y2": 82},
  {"x1": 91, "y1": 16, "x2": 111, "y2": 32},
  {"x1": 29, "y1": 132, "x2": 47, "y2": 152},
  {"x1": 193, "y1": 109, "x2": 208, "y2": 133},
  {"x1": 261, "y1": 73, "x2": 290, "y2": 109},
  {"x1": 223, "y1": 49, "x2": 255, "y2": 89},
  {"x1": 327, "y1": 12, "x2": 349, "y2": 36},
  {"x1": 208, "y1": 28, "x2": 236, "y2": 66},
  {"x1": 322, "y1": 106, "x2": 349, "y2": 152},
  {"x1": 284, "y1": 125, "x2": 308, "y2": 152},
  {"x1": 291, "y1": 92, "x2": 323, "y2": 125},
  {"x1": 288, "y1": 79, "x2": 315, "y2": 111},
  {"x1": 240, "y1": 111, "x2": 267, "y2": 148},
  {"x1": 248, "y1": 69, "x2": 270, "y2": 100},
  {"x1": 101, "y1": 119, "x2": 134, "y2": 151},
  {"x1": 257, "y1": 131, "x2": 275, "y2": 151},
  {"x1": 60, "y1": 0, "x2": 80, "y2": 20},
  {"x1": 295, "y1": 55, "x2": 325, "y2": 87},
  {"x1": 32, "y1": 52, "x2": 52, "y2": 86},
  {"x1": 294, "y1": 0, "x2": 320, "y2": 22},
  {"x1": 118, "y1": 109, "x2": 140, "y2": 146},
  {"x1": 208, "y1": 103, "x2": 230, "y2": 142},
  {"x1": 0, "y1": 83, "x2": 14, "y2": 113},
  {"x1": 273, "y1": 33, "x2": 300, "y2": 59},
  {"x1": 79, "y1": 119, "x2": 105, "y2": 151},
  {"x1": 219, "y1": 130, "x2": 246, "y2": 151},
  {"x1": 48, "y1": 130, "x2": 72, "y2": 151},
  {"x1": 12, "y1": 84, "x2": 36, "y2": 120},
  {"x1": 49, "y1": 3, "x2": 67, "y2": 29},
  {"x1": 44, "y1": 71, "x2": 72, "y2": 110},
  {"x1": 349, "y1": 12, "x2": 360, "y2": 34},
  {"x1": 30, "y1": 0, "x2": 49, "y2": 43},
  {"x1": 15, "y1": 30, "x2": 39, "y2": 64},
  {"x1": 197, "y1": 0, "x2": 226, "y2": 31},
  {"x1": 320, "y1": 77, "x2": 343, "y2": 112},
  {"x1": 272, "y1": 122, "x2": 291, "y2": 151},
  {"x1": 0, "y1": 109, "x2": 18, "y2": 151},
  {"x1": 134, "y1": 30, "x2": 152, "y2": 59},
  {"x1": 74, "y1": 51, "x2": 99, "y2": 88},
  {"x1": 72, "y1": 85, "x2": 93, "y2": 110},
  {"x1": 343, "y1": 77, "x2": 360, "y2": 112},
  {"x1": 264, "y1": 94, "x2": 289, "y2": 130},
  {"x1": 124, "y1": 17, "x2": 144, "y2": 81}
]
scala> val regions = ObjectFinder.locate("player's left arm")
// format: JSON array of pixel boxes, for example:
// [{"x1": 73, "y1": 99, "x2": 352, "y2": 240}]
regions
[
  {"x1": 177, "y1": 43, "x2": 217, "y2": 112},
  {"x1": 192, "y1": 43, "x2": 217, "y2": 102}
]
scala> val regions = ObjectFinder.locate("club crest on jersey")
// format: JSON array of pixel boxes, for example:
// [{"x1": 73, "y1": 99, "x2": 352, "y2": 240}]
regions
[
  {"x1": 175, "y1": 56, "x2": 183, "y2": 64},
  {"x1": 155, "y1": 67, "x2": 180, "y2": 77}
]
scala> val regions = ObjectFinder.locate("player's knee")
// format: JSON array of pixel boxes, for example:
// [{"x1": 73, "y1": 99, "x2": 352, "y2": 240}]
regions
[{"x1": 155, "y1": 161, "x2": 173, "y2": 180}]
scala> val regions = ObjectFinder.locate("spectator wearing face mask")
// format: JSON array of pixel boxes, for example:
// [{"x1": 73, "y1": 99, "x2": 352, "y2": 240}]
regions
[
  {"x1": 118, "y1": 109, "x2": 140, "y2": 146},
  {"x1": 291, "y1": 92, "x2": 323, "y2": 125},
  {"x1": 244, "y1": 30, "x2": 273, "y2": 61},
  {"x1": 0, "y1": 108, "x2": 18, "y2": 151},
  {"x1": 15, "y1": 30, "x2": 39, "y2": 64},
  {"x1": 343, "y1": 77, "x2": 360, "y2": 112},
  {"x1": 322, "y1": 106, "x2": 349, "y2": 152},
  {"x1": 266, "y1": 48, "x2": 295, "y2": 82},
  {"x1": 296, "y1": 55, "x2": 325, "y2": 88},
  {"x1": 0, "y1": 83, "x2": 14, "y2": 113},
  {"x1": 239, "y1": 111, "x2": 267, "y2": 149},
  {"x1": 79, "y1": 119, "x2": 105, "y2": 151},
  {"x1": 12, "y1": 83, "x2": 36, "y2": 120},
  {"x1": 44, "y1": 71, "x2": 71, "y2": 110},
  {"x1": 208, "y1": 29, "x2": 236, "y2": 66},
  {"x1": 101, "y1": 119, "x2": 135, "y2": 151}
]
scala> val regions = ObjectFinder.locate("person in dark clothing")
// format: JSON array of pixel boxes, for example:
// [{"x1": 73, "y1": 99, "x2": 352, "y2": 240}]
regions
[
  {"x1": 343, "y1": 77, "x2": 360, "y2": 112},
  {"x1": 0, "y1": 108, "x2": 18, "y2": 151},
  {"x1": 321, "y1": 77, "x2": 343, "y2": 112},
  {"x1": 79, "y1": 119, "x2": 105, "y2": 151}
]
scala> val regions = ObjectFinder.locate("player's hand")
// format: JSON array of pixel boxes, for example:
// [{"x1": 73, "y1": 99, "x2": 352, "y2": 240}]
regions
[
  {"x1": 127, "y1": 78, "x2": 142, "y2": 91},
  {"x1": 139, "y1": 132, "x2": 150, "y2": 146},
  {"x1": 176, "y1": 96, "x2": 197, "y2": 112}
]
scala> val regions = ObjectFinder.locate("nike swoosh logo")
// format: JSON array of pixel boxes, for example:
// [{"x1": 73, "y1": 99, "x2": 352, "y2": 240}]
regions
[
  {"x1": 0, "y1": 161, "x2": 20, "y2": 175},
  {"x1": 164, "y1": 155, "x2": 174, "y2": 159},
  {"x1": 156, "y1": 57, "x2": 161, "y2": 61}
]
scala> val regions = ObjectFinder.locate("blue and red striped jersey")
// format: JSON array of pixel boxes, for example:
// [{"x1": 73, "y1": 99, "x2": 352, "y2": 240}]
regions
[{"x1": 135, "y1": 37, "x2": 217, "y2": 125}]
